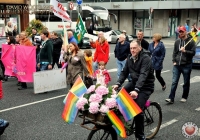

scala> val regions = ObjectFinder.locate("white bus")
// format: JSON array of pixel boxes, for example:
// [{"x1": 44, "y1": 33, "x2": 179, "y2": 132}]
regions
[{"x1": 34, "y1": 5, "x2": 117, "y2": 47}]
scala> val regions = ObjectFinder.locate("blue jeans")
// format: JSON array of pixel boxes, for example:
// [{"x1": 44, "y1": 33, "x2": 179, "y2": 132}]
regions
[
  {"x1": 40, "y1": 63, "x2": 48, "y2": 71},
  {"x1": 93, "y1": 61, "x2": 98, "y2": 72},
  {"x1": 169, "y1": 64, "x2": 192, "y2": 101},
  {"x1": 116, "y1": 59, "x2": 126, "y2": 78}
]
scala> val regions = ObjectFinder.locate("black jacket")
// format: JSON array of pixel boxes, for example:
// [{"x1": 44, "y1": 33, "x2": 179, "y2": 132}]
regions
[
  {"x1": 52, "y1": 37, "x2": 63, "y2": 55},
  {"x1": 116, "y1": 49, "x2": 155, "y2": 93},
  {"x1": 39, "y1": 39, "x2": 53, "y2": 64},
  {"x1": 141, "y1": 39, "x2": 149, "y2": 50},
  {"x1": 172, "y1": 35, "x2": 196, "y2": 65},
  {"x1": 114, "y1": 41, "x2": 130, "y2": 61}
]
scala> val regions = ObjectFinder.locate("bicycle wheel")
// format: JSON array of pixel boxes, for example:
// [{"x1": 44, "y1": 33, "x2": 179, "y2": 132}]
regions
[
  {"x1": 144, "y1": 102, "x2": 162, "y2": 139},
  {"x1": 87, "y1": 126, "x2": 118, "y2": 140}
]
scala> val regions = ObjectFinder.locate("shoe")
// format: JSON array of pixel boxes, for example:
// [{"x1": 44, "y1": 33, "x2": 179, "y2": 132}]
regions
[
  {"x1": 18, "y1": 87, "x2": 27, "y2": 90},
  {"x1": 162, "y1": 85, "x2": 166, "y2": 91},
  {"x1": 4, "y1": 76, "x2": 8, "y2": 81},
  {"x1": 17, "y1": 82, "x2": 21, "y2": 86},
  {"x1": 180, "y1": 98, "x2": 187, "y2": 102},
  {"x1": 0, "y1": 120, "x2": 9, "y2": 135},
  {"x1": 165, "y1": 98, "x2": 174, "y2": 104}
]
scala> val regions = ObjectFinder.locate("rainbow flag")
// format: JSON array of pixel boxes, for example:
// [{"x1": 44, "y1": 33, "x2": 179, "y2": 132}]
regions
[
  {"x1": 107, "y1": 110, "x2": 126, "y2": 138},
  {"x1": 62, "y1": 92, "x2": 79, "y2": 124},
  {"x1": 116, "y1": 88, "x2": 142, "y2": 121},
  {"x1": 70, "y1": 75, "x2": 87, "y2": 97}
]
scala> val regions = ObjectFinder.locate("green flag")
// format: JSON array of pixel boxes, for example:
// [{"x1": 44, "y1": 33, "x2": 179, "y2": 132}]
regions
[{"x1": 74, "y1": 13, "x2": 87, "y2": 43}]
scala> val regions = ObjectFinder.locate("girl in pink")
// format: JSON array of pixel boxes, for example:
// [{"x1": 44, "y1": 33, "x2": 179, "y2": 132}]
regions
[{"x1": 93, "y1": 61, "x2": 111, "y2": 86}]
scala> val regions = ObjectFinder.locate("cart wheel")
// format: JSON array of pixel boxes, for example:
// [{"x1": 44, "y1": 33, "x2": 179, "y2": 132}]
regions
[{"x1": 87, "y1": 126, "x2": 117, "y2": 140}]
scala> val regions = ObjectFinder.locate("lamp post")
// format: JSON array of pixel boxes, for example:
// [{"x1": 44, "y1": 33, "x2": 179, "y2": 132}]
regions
[{"x1": 149, "y1": 7, "x2": 153, "y2": 41}]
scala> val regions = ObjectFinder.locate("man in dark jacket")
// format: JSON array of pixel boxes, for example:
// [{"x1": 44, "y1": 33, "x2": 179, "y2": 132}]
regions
[
  {"x1": 37, "y1": 30, "x2": 53, "y2": 71},
  {"x1": 51, "y1": 32, "x2": 63, "y2": 68},
  {"x1": 165, "y1": 26, "x2": 196, "y2": 104},
  {"x1": 137, "y1": 30, "x2": 149, "y2": 50},
  {"x1": 113, "y1": 40, "x2": 155, "y2": 140},
  {"x1": 114, "y1": 34, "x2": 130, "y2": 78},
  {"x1": 122, "y1": 30, "x2": 129, "y2": 42}
]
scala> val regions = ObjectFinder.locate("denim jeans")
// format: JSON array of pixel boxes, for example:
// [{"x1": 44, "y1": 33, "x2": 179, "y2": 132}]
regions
[
  {"x1": 169, "y1": 64, "x2": 192, "y2": 101},
  {"x1": 93, "y1": 61, "x2": 98, "y2": 72},
  {"x1": 40, "y1": 63, "x2": 48, "y2": 71},
  {"x1": 116, "y1": 59, "x2": 126, "y2": 78}
]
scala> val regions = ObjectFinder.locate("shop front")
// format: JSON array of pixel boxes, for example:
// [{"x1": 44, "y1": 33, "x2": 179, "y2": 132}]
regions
[{"x1": 0, "y1": 0, "x2": 29, "y2": 36}]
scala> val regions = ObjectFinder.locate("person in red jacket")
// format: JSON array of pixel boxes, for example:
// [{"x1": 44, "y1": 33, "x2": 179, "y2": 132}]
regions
[{"x1": 93, "y1": 36, "x2": 109, "y2": 71}]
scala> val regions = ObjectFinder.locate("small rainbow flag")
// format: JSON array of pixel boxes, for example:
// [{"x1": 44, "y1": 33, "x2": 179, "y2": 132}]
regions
[
  {"x1": 116, "y1": 88, "x2": 142, "y2": 121},
  {"x1": 70, "y1": 75, "x2": 87, "y2": 97},
  {"x1": 107, "y1": 110, "x2": 126, "y2": 138},
  {"x1": 62, "y1": 92, "x2": 79, "y2": 124}
]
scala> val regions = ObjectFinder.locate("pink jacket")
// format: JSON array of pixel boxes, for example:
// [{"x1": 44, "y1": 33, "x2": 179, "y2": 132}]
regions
[{"x1": 93, "y1": 69, "x2": 111, "y2": 85}]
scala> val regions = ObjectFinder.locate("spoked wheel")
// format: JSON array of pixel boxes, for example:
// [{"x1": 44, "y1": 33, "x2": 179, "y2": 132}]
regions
[
  {"x1": 144, "y1": 102, "x2": 162, "y2": 139},
  {"x1": 87, "y1": 126, "x2": 118, "y2": 140}
]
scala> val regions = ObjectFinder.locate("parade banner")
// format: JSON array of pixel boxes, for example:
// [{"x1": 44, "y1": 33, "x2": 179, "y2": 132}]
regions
[
  {"x1": 15, "y1": 46, "x2": 36, "y2": 82},
  {"x1": 50, "y1": 0, "x2": 71, "y2": 22},
  {"x1": 1, "y1": 44, "x2": 16, "y2": 76}
]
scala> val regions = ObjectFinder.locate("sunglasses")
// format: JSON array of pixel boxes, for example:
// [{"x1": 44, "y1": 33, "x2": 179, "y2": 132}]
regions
[{"x1": 179, "y1": 31, "x2": 184, "y2": 33}]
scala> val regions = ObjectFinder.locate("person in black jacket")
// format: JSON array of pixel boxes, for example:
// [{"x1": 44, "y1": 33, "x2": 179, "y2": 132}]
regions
[
  {"x1": 122, "y1": 30, "x2": 129, "y2": 42},
  {"x1": 113, "y1": 40, "x2": 155, "y2": 140},
  {"x1": 31, "y1": 28, "x2": 42, "y2": 56},
  {"x1": 137, "y1": 29, "x2": 149, "y2": 50},
  {"x1": 51, "y1": 32, "x2": 63, "y2": 68},
  {"x1": 114, "y1": 34, "x2": 130, "y2": 78},
  {"x1": 165, "y1": 26, "x2": 196, "y2": 104}
]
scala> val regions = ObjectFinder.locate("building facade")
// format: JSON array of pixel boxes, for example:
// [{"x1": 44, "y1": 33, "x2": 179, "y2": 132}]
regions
[
  {"x1": 0, "y1": 0, "x2": 30, "y2": 36},
  {"x1": 36, "y1": 0, "x2": 200, "y2": 37}
]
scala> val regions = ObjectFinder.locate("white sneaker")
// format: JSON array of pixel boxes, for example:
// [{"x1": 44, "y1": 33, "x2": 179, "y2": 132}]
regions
[
  {"x1": 180, "y1": 98, "x2": 187, "y2": 102},
  {"x1": 165, "y1": 98, "x2": 174, "y2": 104}
]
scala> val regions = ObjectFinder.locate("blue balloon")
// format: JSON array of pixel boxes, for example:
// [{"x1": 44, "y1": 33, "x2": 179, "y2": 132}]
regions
[{"x1": 77, "y1": 0, "x2": 82, "y2": 5}]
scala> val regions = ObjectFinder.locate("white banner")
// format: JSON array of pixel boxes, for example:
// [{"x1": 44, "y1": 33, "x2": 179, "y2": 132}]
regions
[
  {"x1": 50, "y1": 0, "x2": 71, "y2": 22},
  {"x1": 33, "y1": 69, "x2": 67, "y2": 94}
]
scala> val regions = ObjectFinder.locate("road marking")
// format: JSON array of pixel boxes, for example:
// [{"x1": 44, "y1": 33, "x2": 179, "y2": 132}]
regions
[
  {"x1": 198, "y1": 128, "x2": 200, "y2": 136},
  {"x1": 150, "y1": 119, "x2": 178, "y2": 132},
  {"x1": 180, "y1": 76, "x2": 200, "y2": 85},
  {"x1": 107, "y1": 68, "x2": 117, "y2": 72},
  {"x1": 161, "y1": 70, "x2": 170, "y2": 73},
  {"x1": 195, "y1": 107, "x2": 200, "y2": 111},
  {"x1": 0, "y1": 94, "x2": 66, "y2": 113}
]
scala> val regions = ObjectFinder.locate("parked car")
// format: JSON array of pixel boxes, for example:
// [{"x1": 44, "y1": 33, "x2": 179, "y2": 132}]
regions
[
  {"x1": 192, "y1": 41, "x2": 200, "y2": 68},
  {"x1": 109, "y1": 30, "x2": 133, "y2": 44}
]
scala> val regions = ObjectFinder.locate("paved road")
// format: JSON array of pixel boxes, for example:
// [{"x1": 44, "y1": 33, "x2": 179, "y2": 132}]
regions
[{"x1": 0, "y1": 38, "x2": 200, "y2": 140}]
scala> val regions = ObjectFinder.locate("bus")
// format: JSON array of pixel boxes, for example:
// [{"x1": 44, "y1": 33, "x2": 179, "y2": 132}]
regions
[{"x1": 35, "y1": 5, "x2": 117, "y2": 47}]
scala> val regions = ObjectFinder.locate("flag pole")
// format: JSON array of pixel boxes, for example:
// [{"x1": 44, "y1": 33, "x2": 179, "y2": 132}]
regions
[
  {"x1": 62, "y1": 19, "x2": 69, "y2": 52},
  {"x1": 183, "y1": 32, "x2": 199, "y2": 48}
]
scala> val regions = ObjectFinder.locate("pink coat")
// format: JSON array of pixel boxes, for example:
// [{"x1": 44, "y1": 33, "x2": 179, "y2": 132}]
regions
[{"x1": 93, "y1": 69, "x2": 111, "y2": 85}]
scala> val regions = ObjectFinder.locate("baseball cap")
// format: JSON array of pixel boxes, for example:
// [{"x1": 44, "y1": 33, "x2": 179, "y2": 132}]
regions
[
  {"x1": 179, "y1": 26, "x2": 186, "y2": 32},
  {"x1": 122, "y1": 30, "x2": 126, "y2": 33}
]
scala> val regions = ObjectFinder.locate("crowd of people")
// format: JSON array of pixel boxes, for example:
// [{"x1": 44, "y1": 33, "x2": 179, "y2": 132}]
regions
[{"x1": 0, "y1": 20, "x2": 199, "y2": 139}]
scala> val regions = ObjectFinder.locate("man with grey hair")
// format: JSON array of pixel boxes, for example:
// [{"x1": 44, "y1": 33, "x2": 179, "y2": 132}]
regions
[
  {"x1": 114, "y1": 34, "x2": 130, "y2": 79},
  {"x1": 113, "y1": 40, "x2": 155, "y2": 140}
]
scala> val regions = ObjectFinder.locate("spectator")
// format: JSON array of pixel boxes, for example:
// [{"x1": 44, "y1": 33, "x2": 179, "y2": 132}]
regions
[
  {"x1": 122, "y1": 30, "x2": 129, "y2": 42},
  {"x1": 37, "y1": 30, "x2": 53, "y2": 71},
  {"x1": 18, "y1": 31, "x2": 33, "y2": 90},
  {"x1": 13, "y1": 25, "x2": 18, "y2": 37},
  {"x1": 67, "y1": 30, "x2": 78, "y2": 44},
  {"x1": 51, "y1": 32, "x2": 63, "y2": 68},
  {"x1": 165, "y1": 26, "x2": 196, "y2": 104},
  {"x1": 114, "y1": 34, "x2": 130, "y2": 79},
  {"x1": 93, "y1": 36, "x2": 110, "y2": 68},
  {"x1": 175, "y1": 25, "x2": 180, "y2": 40},
  {"x1": 15, "y1": 34, "x2": 20, "y2": 45},
  {"x1": 137, "y1": 29, "x2": 149, "y2": 50},
  {"x1": 31, "y1": 28, "x2": 41, "y2": 56},
  {"x1": 5, "y1": 21, "x2": 13, "y2": 37},
  {"x1": 64, "y1": 42, "x2": 89, "y2": 87},
  {"x1": 148, "y1": 33, "x2": 166, "y2": 91},
  {"x1": 185, "y1": 23, "x2": 189, "y2": 32}
]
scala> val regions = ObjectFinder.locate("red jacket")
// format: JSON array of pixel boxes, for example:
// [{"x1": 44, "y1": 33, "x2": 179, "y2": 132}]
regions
[{"x1": 93, "y1": 42, "x2": 109, "y2": 63}]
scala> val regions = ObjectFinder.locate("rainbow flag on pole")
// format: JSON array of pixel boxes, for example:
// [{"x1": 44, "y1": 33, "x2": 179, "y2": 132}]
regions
[
  {"x1": 107, "y1": 110, "x2": 127, "y2": 138},
  {"x1": 116, "y1": 88, "x2": 142, "y2": 121},
  {"x1": 70, "y1": 75, "x2": 87, "y2": 97},
  {"x1": 63, "y1": 75, "x2": 87, "y2": 104},
  {"x1": 62, "y1": 92, "x2": 79, "y2": 124}
]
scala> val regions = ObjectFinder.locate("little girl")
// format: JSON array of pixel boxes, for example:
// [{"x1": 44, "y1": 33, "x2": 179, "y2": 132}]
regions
[{"x1": 93, "y1": 61, "x2": 111, "y2": 86}]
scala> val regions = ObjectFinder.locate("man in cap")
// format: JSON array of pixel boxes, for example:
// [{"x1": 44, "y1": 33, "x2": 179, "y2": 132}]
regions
[
  {"x1": 122, "y1": 30, "x2": 129, "y2": 42},
  {"x1": 165, "y1": 26, "x2": 196, "y2": 104}
]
